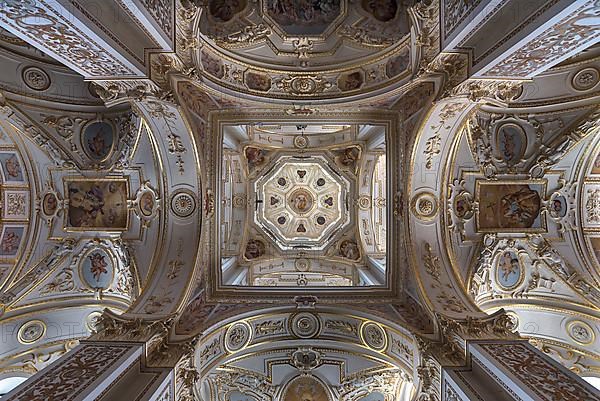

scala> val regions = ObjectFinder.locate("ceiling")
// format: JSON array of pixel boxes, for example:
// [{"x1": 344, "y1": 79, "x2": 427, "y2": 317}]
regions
[{"x1": 0, "y1": 0, "x2": 598, "y2": 399}]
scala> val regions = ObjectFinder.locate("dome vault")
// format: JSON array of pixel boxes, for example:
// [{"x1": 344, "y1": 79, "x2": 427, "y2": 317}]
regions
[{"x1": 254, "y1": 154, "x2": 352, "y2": 251}]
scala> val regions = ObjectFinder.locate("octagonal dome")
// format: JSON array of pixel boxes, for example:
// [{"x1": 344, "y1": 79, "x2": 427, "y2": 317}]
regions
[{"x1": 254, "y1": 155, "x2": 350, "y2": 251}]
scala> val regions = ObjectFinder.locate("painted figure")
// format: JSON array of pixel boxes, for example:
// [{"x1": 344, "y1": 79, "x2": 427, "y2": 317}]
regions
[
  {"x1": 244, "y1": 239, "x2": 265, "y2": 260},
  {"x1": 339, "y1": 239, "x2": 360, "y2": 260},
  {"x1": 497, "y1": 250, "x2": 521, "y2": 288},
  {"x1": 500, "y1": 187, "x2": 541, "y2": 227},
  {"x1": 67, "y1": 180, "x2": 127, "y2": 229},
  {"x1": 89, "y1": 252, "x2": 109, "y2": 281},
  {"x1": 1, "y1": 230, "x2": 20, "y2": 254},
  {"x1": 83, "y1": 122, "x2": 114, "y2": 160}
]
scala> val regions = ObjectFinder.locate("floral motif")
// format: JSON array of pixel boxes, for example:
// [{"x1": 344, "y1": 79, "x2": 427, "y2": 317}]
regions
[
  {"x1": 2, "y1": 344, "x2": 134, "y2": 401},
  {"x1": 484, "y1": 1, "x2": 600, "y2": 77},
  {"x1": 276, "y1": 75, "x2": 331, "y2": 95},
  {"x1": 480, "y1": 343, "x2": 600, "y2": 401},
  {"x1": 0, "y1": 0, "x2": 136, "y2": 77}
]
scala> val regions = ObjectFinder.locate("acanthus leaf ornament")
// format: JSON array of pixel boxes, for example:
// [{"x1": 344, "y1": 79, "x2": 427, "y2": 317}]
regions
[
  {"x1": 214, "y1": 23, "x2": 271, "y2": 45},
  {"x1": 276, "y1": 75, "x2": 332, "y2": 95}
]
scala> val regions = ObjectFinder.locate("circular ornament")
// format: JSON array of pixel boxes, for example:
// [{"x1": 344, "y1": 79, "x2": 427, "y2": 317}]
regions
[
  {"x1": 18, "y1": 320, "x2": 46, "y2": 344},
  {"x1": 22, "y1": 66, "x2": 50, "y2": 91},
  {"x1": 294, "y1": 135, "x2": 309, "y2": 149},
  {"x1": 232, "y1": 193, "x2": 246, "y2": 208},
  {"x1": 288, "y1": 188, "x2": 315, "y2": 214},
  {"x1": 171, "y1": 191, "x2": 196, "y2": 217},
  {"x1": 567, "y1": 321, "x2": 595, "y2": 345},
  {"x1": 410, "y1": 192, "x2": 438, "y2": 221},
  {"x1": 295, "y1": 258, "x2": 310, "y2": 272},
  {"x1": 290, "y1": 77, "x2": 317, "y2": 94},
  {"x1": 358, "y1": 195, "x2": 371, "y2": 210},
  {"x1": 571, "y1": 67, "x2": 600, "y2": 91},
  {"x1": 225, "y1": 321, "x2": 251, "y2": 352},
  {"x1": 290, "y1": 312, "x2": 320, "y2": 339},
  {"x1": 85, "y1": 311, "x2": 103, "y2": 332},
  {"x1": 505, "y1": 312, "x2": 519, "y2": 332},
  {"x1": 361, "y1": 322, "x2": 387, "y2": 351}
]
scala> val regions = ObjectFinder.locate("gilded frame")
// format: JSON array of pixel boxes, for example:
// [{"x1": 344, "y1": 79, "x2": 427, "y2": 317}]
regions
[{"x1": 205, "y1": 109, "x2": 402, "y2": 302}]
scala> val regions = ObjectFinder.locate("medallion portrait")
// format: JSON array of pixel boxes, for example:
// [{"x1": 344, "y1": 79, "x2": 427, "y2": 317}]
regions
[
  {"x1": 66, "y1": 179, "x2": 128, "y2": 230},
  {"x1": 496, "y1": 123, "x2": 526, "y2": 166},
  {"x1": 42, "y1": 193, "x2": 58, "y2": 216},
  {"x1": 496, "y1": 250, "x2": 522, "y2": 290},
  {"x1": 0, "y1": 152, "x2": 24, "y2": 181},
  {"x1": 477, "y1": 182, "x2": 545, "y2": 232},
  {"x1": 82, "y1": 121, "x2": 114, "y2": 161},
  {"x1": 81, "y1": 248, "x2": 113, "y2": 290},
  {"x1": 548, "y1": 195, "x2": 568, "y2": 218},
  {"x1": 139, "y1": 191, "x2": 155, "y2": 217},
  {"x1": 288, "y1": 188, "x2": 314, "y2": 214}
]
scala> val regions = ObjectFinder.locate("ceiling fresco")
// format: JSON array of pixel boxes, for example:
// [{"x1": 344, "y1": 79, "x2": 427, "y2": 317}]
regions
[
  {"x1": 187, "y1": 0, "x2": 419, "y2": 102},
  {"x1": 219, "y1": 123, "x2": 387, "y2": 288},
  {"x1": 254, "y1": 156, "x2": 350, "y2": 250}
]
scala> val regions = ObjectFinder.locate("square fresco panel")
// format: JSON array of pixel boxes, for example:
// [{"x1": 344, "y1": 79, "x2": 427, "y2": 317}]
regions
[
  {"x1": 65, "y1": 179, "x2": 128, "y2": 230},
  {"x1": 0, "y1": 152, "x2": 24, "y2": 182},
  {"x1": 476, "y1": 181, "x2": 546, "y2": 232},
  {"x1": 0, "y1": 226, "x2": 25, "y2": 256}
]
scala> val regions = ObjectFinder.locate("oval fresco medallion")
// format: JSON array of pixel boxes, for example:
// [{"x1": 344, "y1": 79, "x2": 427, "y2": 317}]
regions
[
  {"x1": 548, "y1": 195, "x2": 568, "y2": 219},
  {"x1": 42, "y1": 192, "x2": 58, "y2": 216},
  {"x1": 496, "y1": 123, "x2": 527, "y2": 166},
  {"x1": 80, "y1": 248, "x2": 114, "y2": 290},
  {"x1": 139, "y1": 191, "x2": 155, "y2": 217},
  {"x1": 496, "y1": 250, "x2": 523, "y2": 290},
  {"x1": 82, "y1": 121, "x2": 115, "y2": 161},
  {"x1": 282, "y1": 375, "x2": 330, "y2": 401}
]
